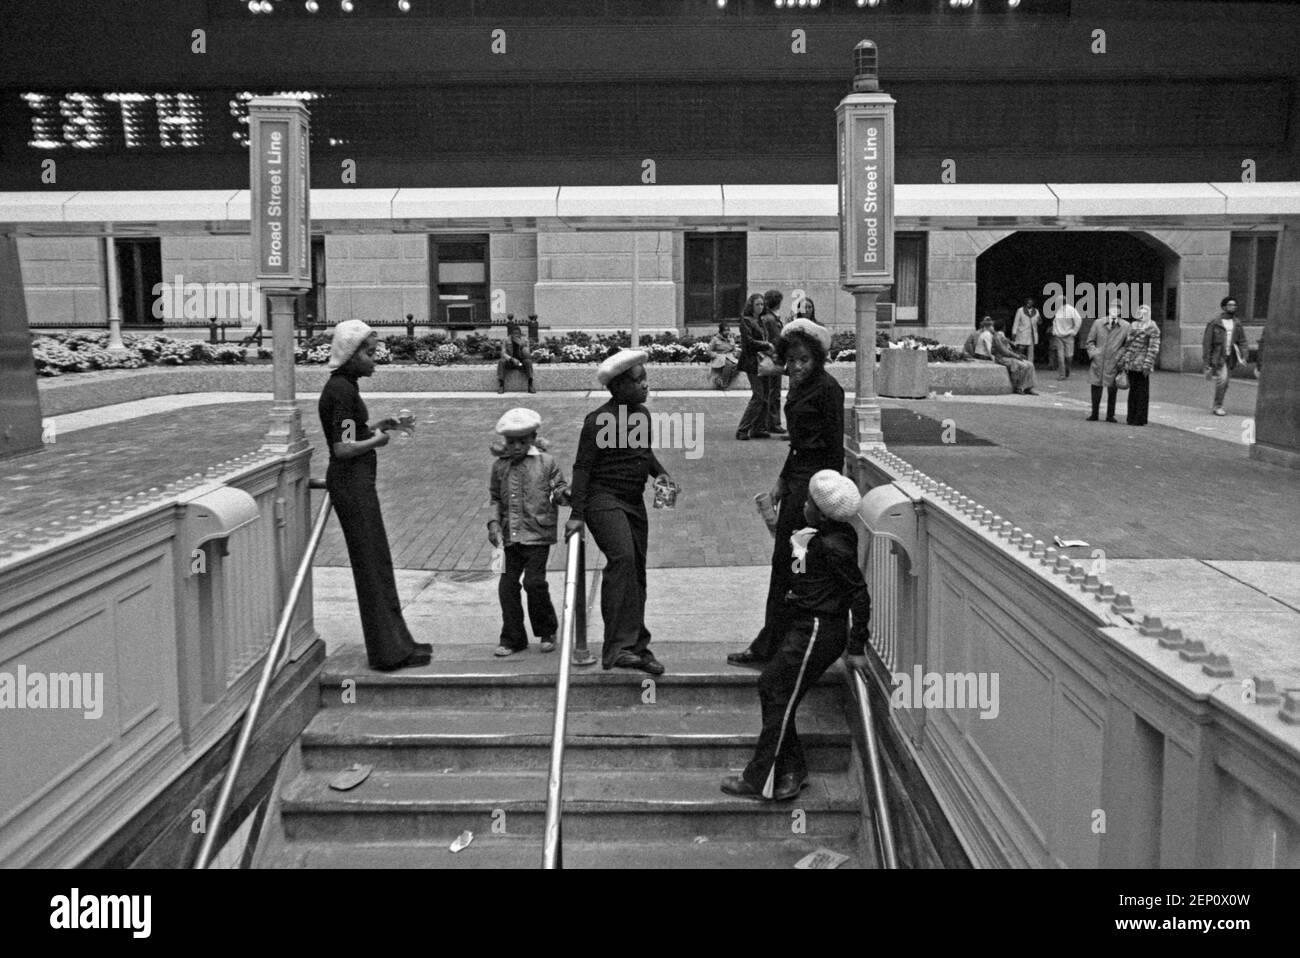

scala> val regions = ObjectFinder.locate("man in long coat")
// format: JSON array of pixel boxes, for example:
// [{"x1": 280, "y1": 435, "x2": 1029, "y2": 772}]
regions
[{"x1": 1085, "y1": 304, "x2": 1130, "y2": 422}]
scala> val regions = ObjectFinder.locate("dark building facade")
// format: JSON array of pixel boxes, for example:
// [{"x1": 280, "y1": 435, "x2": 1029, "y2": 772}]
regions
[{"x1": 1, "y1": 0, "x2": 1297, "y2": 364}]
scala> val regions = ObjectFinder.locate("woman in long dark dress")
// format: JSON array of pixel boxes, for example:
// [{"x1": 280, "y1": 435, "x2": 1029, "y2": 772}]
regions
[
  {"x1": 318, "y1": 320, "x2": 430, "y2": 672},
  {"x1": 728, "y1": 318, "x2": 844, "y2": 667},
  {"x1": 735, "y1": 293, "x2": 775, "y2": 440}
]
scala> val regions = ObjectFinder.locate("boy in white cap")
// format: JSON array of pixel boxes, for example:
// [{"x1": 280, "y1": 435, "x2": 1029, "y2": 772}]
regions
[
  {"x1": 565, "y1": 349, "x2": 677, "y2": 675},
  {"x1": 722, "y1": 469, "x2": 870, "y2": 801},
  {"x1": 487, "y1": 408, "x2": 569, "y2": 656}
]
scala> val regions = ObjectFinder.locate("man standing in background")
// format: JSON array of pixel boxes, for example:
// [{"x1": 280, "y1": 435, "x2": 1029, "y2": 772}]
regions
[
  {"x1": 1012, "y1": 297, "x2": 1041, "y2": 361},
  {"x1": 1085, "y1": 304, "x2": 1130, "y2": 423},
  {"x1": 1050, "y1": 297, "x2": 1083, "y2": 379},
  {"x1": 1202, "y1": 296, "x2": 1249, "y2": 416}
]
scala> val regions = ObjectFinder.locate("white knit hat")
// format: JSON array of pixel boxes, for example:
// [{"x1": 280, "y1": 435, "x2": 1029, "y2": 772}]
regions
[
  {"x1": 781, "y1": 317, "x2": 833, "y2": 351},
  {"x1": 327, "y1": 319, "x2": 376, "y2": 371},
  {"x1": 808, "y1": 470, "x2": 861, "y2": 522},
  {"x1": 495, "y1": 407, "x2": 542, "y2": 437},
  {"x1": 596, "y1": 348, "x2": 650, "y2": 386}
]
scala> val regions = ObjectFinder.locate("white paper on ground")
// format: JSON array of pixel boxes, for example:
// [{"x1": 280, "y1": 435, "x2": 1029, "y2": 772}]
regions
[{"x1": 794, "y1": 848, "x2": 850, "y2": 869}]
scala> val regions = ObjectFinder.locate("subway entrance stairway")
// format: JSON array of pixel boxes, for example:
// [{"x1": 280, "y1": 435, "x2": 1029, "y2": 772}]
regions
[{"x1": 261, "y1": 641, "x2": 870, "y2": 869}]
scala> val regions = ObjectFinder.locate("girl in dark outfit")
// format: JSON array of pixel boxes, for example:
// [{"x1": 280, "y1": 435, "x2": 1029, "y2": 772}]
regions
[
  {"x1": 318, "y1": 320, "x2": 430, "y2": 672},
  {"x1": 728, "y1": 318, "x2": 844, "y2": 667}
]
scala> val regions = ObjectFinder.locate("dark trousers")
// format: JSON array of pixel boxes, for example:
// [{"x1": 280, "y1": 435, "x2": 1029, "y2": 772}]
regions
[
  {"x1": 585, "y1": 500, "x2": 651, "y2": 666},
  {"x1": 743, "y1": 613, "x2": 848, "y2": 790},
  {"x1": 498, "y1": 543, "x2": 558, "y2": 650},
  {"x1": 766, "y1": 378, "x2": 783, "y2": 432},
  {"x1": 1090, "y1": 385, "x2": 1118, "y2": 420},
  {"x1": 737, "y1": 372, "x2": 769, "y2": 437},
  {"x1": 497, "y1": 355, "x2": 534, "y2": 383},
  {"x1": 1126, "y1": 371, "x2": 1150, "y2": 425},
  {"x1": 327, "y1": 456, "x2": 418, "y2": 670},
  {"x1": 748, "y1": 477, "x2": 810, "y2": 660}
]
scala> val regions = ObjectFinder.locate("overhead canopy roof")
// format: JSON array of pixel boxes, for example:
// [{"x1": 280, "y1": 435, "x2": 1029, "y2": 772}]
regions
[{"x1": 2, "y1": 183, "x2": 1296, "y2": 235}]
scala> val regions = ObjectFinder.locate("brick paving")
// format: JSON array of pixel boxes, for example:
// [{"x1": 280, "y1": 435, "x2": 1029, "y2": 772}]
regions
[{"x1": 5, "y1": 381, "x2": 1297, "y2": 570}]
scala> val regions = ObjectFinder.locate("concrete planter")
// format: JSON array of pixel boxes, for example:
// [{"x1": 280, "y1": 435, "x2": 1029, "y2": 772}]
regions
[
  {"x1": 35, "y1": 360, "x2": 1010, "y2": 416},
  {"x1": 879, "y1": 349, "x2": 931, "y2": 399}
]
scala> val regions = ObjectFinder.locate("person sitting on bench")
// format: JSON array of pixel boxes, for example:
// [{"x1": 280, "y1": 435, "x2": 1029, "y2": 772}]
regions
[{"x1": 497, "y1": 321, "x2": 535, "y2": 394}]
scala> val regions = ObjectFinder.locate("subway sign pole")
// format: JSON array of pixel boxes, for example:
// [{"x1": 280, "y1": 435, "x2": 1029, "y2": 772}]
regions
[
  {"x1": 837, "y1": 40, "x2": 895, "y2": 452},
  {"x1": 250, "y1": 97, "x2": 311, "y2": 453}
]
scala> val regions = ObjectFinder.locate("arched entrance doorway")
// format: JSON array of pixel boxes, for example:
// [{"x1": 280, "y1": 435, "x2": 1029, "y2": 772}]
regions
[{"x1": 976, "y1": 231, "x2": 1176, "y2": 368}]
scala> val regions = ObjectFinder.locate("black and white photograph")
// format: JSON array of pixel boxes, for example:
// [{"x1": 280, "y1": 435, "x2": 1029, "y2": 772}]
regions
[{"x1": 0, "y1": 0, "x2": 1296, "y2": 931}]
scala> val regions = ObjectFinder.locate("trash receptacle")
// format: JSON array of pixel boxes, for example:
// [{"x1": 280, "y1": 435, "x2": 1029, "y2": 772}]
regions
[{"x1": 879, "y1": 348, "x2": 930, "y2": 398}]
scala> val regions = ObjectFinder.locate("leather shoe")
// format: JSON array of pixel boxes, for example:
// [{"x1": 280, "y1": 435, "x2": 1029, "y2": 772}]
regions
[
  {"x1": 637, "y1": 651, "x2": 665, "y2": 675},
  {"x1": 735, "y1": 431, "x2": 750, "y2": 441},
  {"x1": 1085, "y1": 415, "x2": 1099, "y2": 421},
  {"x1": 1105, "y1": 417, "x2": 1118, "y2": 423},
  {"x1": 605, "y1": 651, "x2": 657, "y2": 673},
  {"x1": 373, "y1": 650, "x2": 432, "y2": 672},
  {"x1": 726, "y1": 649, "x2": 768, "y2": 667},
  {"x1": 720, "y1": 776, "x2": 765, "y2": 800},
  {"x1": 773, "y1": 773, "x2": 807, "y2": 801}
]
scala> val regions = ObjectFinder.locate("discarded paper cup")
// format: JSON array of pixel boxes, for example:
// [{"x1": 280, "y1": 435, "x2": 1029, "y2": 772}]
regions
[{"x1": 653, "y1": 478, "x2": 680, "y2": 510}]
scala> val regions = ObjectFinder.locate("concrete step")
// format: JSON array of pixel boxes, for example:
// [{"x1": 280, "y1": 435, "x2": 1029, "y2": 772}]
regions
[
  {"x1": 301, "y1": 705, "x2": 851, "y2": 772},
  {"x1": 280, "y1": 768, "x2": 860, "y2": 843},
  {"x1": 317, "y1": 642, "x2": 846, "y2": 712},
  {"x1": 264, "y1": 836, "x2": 864, "y2": 869}
]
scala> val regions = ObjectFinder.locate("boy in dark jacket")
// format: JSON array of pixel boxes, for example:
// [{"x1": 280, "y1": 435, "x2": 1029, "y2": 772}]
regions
[
  {"x1": 487, "y1": 408, "x2": 569, "y2": 656},
  {"x1": 723, "y1": 469, "x2": 871, "y2": 801}
]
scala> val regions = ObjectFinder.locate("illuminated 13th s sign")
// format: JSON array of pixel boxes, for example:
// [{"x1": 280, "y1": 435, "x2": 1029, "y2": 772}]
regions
[{"x1": 19, "y1": 91, "x2": 328, "y2": 151}]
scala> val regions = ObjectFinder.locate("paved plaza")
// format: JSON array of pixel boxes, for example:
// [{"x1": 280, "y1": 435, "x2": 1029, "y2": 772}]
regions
[{"x1": 9, "y1": 367, "x2": 1297, "y2": 686}]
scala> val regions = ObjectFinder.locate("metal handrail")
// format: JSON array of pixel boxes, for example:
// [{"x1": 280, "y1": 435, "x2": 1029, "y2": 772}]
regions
[
  {"x1": 542, "y1": 528, "x2": 593, "y2": 869},
  {"x1": 847, "y1": 663, "x2": 899, "y2": 869},
  {"x1": 193, "y1": 478, "x2": 334, "y2": 869}
]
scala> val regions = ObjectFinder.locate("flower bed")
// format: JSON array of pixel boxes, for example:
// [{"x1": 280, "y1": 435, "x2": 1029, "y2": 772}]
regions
[
  {"x1": 30, "y1": 331, "x2": 251, "y2": 377},
  {"x1": 30, "y1": 327, "x2": 967, "y2": 377}
]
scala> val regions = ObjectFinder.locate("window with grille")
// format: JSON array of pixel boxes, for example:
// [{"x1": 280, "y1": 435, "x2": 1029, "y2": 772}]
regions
[
  {"x1": 685, "y1": 233, "x2": 746, "y2": 326},
  {"x1": 1229, "y1": 232, "x2": 1278, "y2": 322},
  {"x1": 115, "y1": 238, "x2": 162, "y2": 325},
  {"x1": 879, "y1": 233, "x2": 926, "y2": 325}
]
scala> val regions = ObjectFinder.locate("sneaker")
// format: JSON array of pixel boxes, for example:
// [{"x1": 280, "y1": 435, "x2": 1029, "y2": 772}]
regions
[
  {"x1": 1213, "y1": 407, "x2": 1226, "y2": 417},
  {"x1": 538, "y1": 637, "x2": 556, "y2": 653},
  {"x1": 493, "y1": 645, "x2": 523, "y2": 657}
]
